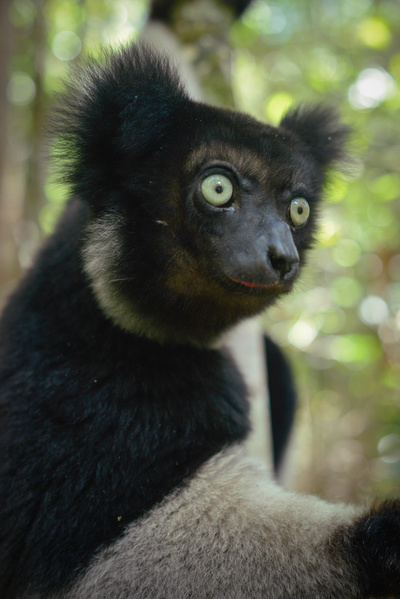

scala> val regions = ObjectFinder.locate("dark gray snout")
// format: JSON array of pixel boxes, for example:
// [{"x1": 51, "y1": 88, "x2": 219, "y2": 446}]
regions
[
  {"x1": 223, "y1": 216, "x2": 300, "y2": 288},
  {"x1": 266, "y1": 221, "x2": 299, "y2": 281}
]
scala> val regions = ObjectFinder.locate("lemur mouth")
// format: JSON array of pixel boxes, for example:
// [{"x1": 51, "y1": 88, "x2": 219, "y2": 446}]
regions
[{"x1": 228, "y1": 276, "x2": 283, "y2": 292}]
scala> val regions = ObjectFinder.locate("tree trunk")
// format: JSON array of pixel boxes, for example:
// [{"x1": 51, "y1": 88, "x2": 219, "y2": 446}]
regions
[{"x1": 0, "y1": 0, "x2": 17, "y2": 312}]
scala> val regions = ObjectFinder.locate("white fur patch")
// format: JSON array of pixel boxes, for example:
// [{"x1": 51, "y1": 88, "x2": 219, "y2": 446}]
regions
[
  {"x1": 82, "y1": 214, "x2": 174, "y2": 341},
  {"x1": 57, "y1": 447, "x2": 362, "y2": 599},
  {"x1": 82, "y1": 213, "x2": 131, "y2": 327}
]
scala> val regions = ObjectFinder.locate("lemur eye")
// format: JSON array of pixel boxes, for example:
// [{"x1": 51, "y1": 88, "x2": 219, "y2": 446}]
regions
[
  {"x1": 288, "y1": 197, "x2": 310, "y2": 227},
  {"x1": 201, "y1": 174, "x2": 233, "y2": 206}
]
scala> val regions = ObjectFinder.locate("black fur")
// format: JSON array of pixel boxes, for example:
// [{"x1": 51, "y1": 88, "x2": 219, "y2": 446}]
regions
[
  {"x1": 52, "y1": 47, "x2": 187, "y2": 210},
  {"x1": 280, "y1": 105, "x2": 350, "y2": 172},
  {"x1": 0, "y1": 44, "x2": 349, "y2": 597},
  {"x1": 0, "y1": 199, "x2": 250, "y2": 595},
  {"x1": 265, "y1": 337, "x2": 297, "y2": 474},
  {"x1": 347, "y1": 501, "x2": 400, "y2": 596}
]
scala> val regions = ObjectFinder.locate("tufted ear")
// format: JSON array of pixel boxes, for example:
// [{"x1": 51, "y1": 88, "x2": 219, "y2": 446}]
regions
[
  {"x1": 51, "y1": 44, "x2": 188, "y2": 206},
  {"x1": 279, "y1": 105, "x2": 350, "y2": 170}
]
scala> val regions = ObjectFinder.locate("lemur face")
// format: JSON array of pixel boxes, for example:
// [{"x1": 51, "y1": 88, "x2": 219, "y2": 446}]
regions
[
  {"x1": 81, "y1": 106, "x2": 329, "y2": 344},
  {"x1": 180, "y1": 118, "x2": 320, "y2": 299},
  {"x1": 53, "y1": 45, "x2": 346, "y2": 343}
]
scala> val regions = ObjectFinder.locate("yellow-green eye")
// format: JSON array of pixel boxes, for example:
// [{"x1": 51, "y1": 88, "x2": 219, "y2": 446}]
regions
[
  {"x1": 289, "y1": 197, "x2": 310, "y2": 227},
  {"x1": 201, "y1": 174, "x2": 233, "y2": 206}
]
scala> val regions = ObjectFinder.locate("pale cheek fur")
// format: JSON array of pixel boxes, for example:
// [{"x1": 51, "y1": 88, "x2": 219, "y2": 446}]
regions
[
  {"x1": 82, "y1": 216, "x2": 160, "y2": 339},
  {"x1": 57, "y1": 447, "x2": 362, "y2": 599}
]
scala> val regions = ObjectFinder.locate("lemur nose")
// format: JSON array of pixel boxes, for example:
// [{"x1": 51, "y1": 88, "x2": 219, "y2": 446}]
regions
[{"x1": 268, "y1": 244, "x2": 299, "y2": 280}]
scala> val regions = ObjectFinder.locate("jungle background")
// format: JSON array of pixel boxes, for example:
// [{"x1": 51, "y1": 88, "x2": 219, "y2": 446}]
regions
[{"x1": 0, "y1": 0, "x2": 399, "y2": 502}]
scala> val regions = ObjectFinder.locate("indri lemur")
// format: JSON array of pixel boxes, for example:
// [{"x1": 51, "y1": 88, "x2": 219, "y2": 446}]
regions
[{"x1": 1, "y1": 38, "x2": 400, "y2": 599}]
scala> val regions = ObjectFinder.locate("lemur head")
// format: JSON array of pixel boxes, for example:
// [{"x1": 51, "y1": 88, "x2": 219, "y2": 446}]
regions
[{"x1": 55, "y1": 44, "x2": 348, "y2": 345}]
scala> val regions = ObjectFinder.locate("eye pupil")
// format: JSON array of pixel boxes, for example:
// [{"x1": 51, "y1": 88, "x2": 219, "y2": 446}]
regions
[
  {"x1": 201, "y1": 173, "x2": 233, "y2": 206},
  {"x1": 289, "y1": 197, "x2": 310, "y2": 227}
]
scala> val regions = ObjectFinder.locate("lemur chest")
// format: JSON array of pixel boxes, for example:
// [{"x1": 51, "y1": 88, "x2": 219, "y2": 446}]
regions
[{"x1": 2, "y1": 341, "x2": 251, "y2": 595}]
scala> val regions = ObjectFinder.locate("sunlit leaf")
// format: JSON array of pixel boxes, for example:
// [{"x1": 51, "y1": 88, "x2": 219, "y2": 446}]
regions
[
  {"x1": 357, "y1": 17, "x2": 392, "y2": 50},
  {"x1": 370, "y1": 173, "x2": 400, "y2": 202},
  {"x1": 330, "y1": 334, "x2": 382, "y2": 364},
  {"x1": 264, "y1": 91, "x2": 294, "y2": 123}
]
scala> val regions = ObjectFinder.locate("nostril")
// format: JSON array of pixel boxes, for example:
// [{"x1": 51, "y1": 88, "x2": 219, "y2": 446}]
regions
[
  {"x1": 268, "y1": 252, "x2": 292, "y2": 278},
  {"x1": 268, "y1": 249, "x2": 299, "y2": 279}
]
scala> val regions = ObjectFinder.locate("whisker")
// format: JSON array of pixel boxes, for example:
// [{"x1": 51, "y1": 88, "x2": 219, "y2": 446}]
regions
[
  {"x1": 108, "y1": 277, "x2": 134, "y2": 284},
  {"x1": 164, "y1": 250, "x2": 181, "y2": 269},
  {"x1": 155, "y1": 219, "x2": 177, "y2": 239}
]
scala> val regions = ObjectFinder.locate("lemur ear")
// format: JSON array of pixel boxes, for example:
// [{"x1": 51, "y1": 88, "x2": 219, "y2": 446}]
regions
[
  {"x1": 52, "y1": 44, "x2": 187, "y2": 204},
  {"x1": 279, "y1": 105, "x2": 350, "y2": 170}
]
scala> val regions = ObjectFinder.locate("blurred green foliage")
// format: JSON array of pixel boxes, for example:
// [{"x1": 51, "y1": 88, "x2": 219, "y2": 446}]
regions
[{"x1": 5, "y1": 0, "x2": 400, "y2": 501}]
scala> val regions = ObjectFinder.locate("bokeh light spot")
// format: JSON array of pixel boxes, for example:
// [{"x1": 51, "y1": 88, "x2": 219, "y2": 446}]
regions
[
  {"x1": 359, "y1": 295, "x2": 389, "y2": 326},
  {"x1": 357, "y1": 17, "x2": 392, "y2": 49},
  {"x1": 52, "y1": 31, "x2": 82, "y2": 61},
  {"x1": 348, "y1": 67, "x2": 396, "y2": 110},
  {"x1": 7, "y1": 72, "x2": 36, "y2": 106}
]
